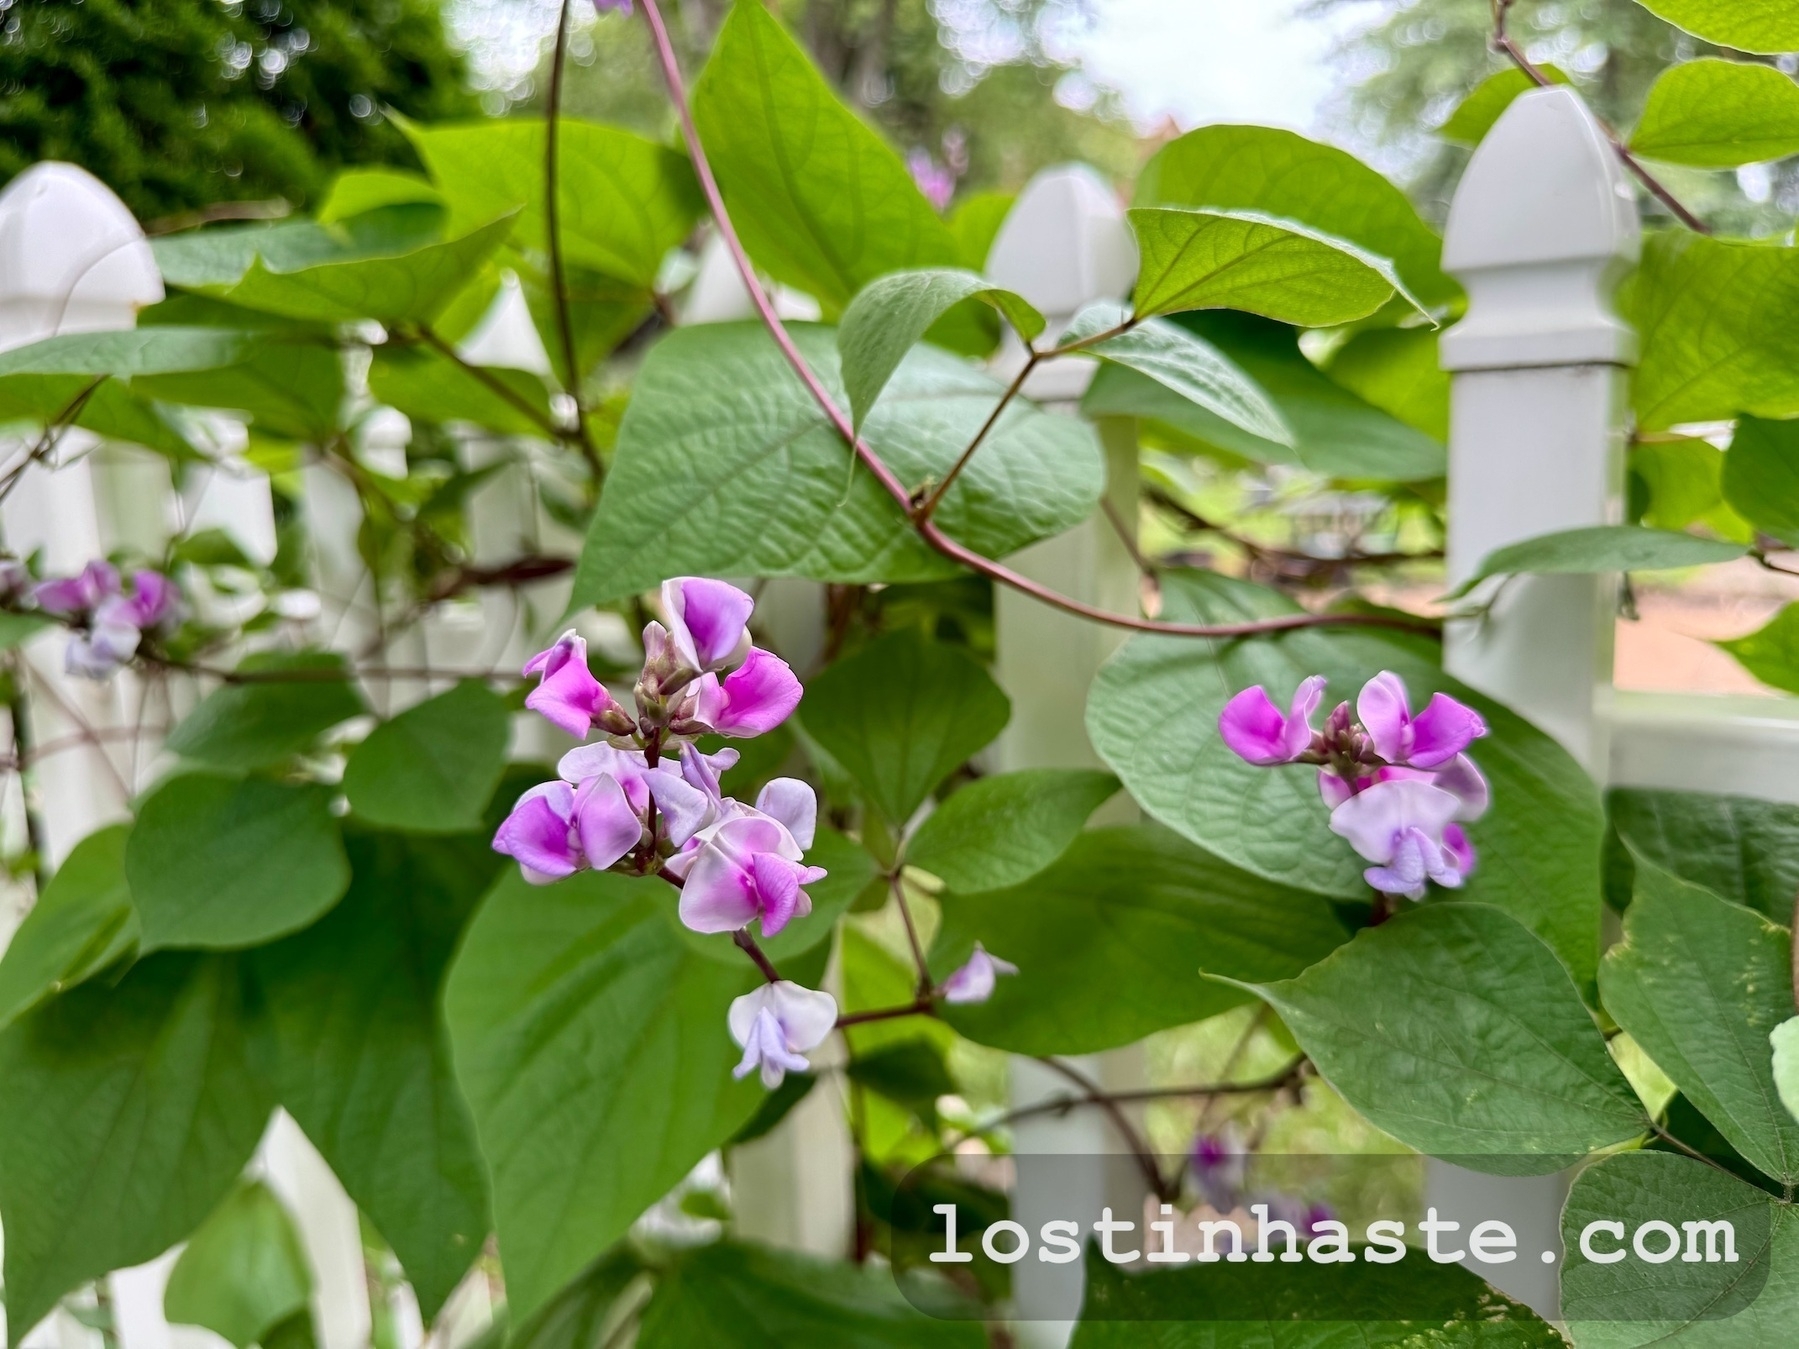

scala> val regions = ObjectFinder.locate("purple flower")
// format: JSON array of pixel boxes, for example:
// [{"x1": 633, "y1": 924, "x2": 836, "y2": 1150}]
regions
[
  {"x1": 941, "y1": 943, "x2": 1018, "y2": 1004},
  {"x1": 593, "y1": 0, "x2": 633, "y2": 13},
  {"x1": 729, "y1": 980, "x2": 837, "y2": 1089},
  {"x1": 675, "y1": 778, "x2": 826, "y2": 938},
  {"x1": 689, "y1": 647, "x2": 802, "y2": 737},
  {"x1": 64, "y1": 610, "x2": 142, "y2": 679},
  {"x1": 1357, "y1": 671, "x2": 1487, "y2": 769},
  {"x1": 119, "y1": 570, "x2": 180, "y2": 631},
  {"x1": 1218, "y1": 676, "x2": 1325, "y2": 766},
  {"x1": 907, "y1": 149, "x2": 955, "y2": 211},
  {"x1": 1328, "y1": 777, "x2": 1471, "y2": 900},
  {"x1": 491, "y1": 775, "x2": 644, "y2": 884},
  {"x1": 34, "y1": 560, "x2": 119, "y2": 617},
  {"x1": 662, "y1": 577, "x2": 753, "y2": 676},
  {"x1": 523, "y1": 630, "x2": 625, "y2": 739},
  {"x1": 1190, "y1": 1128, "x2": 1247, "y2": 1212}
]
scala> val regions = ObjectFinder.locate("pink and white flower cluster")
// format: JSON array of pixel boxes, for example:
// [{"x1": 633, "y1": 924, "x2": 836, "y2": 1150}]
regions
[
  {"x1": 1218, "y1": 670, "x2": 1489, "y2": 902},
  {"x1": 27, "y1": 560, "x2": 181, "y2": 680},
  {"x1": 494, "y1": 576, "x2": 840, "y2": 1087}
]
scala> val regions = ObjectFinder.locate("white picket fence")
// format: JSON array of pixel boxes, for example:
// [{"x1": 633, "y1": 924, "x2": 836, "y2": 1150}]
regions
[{"x1": 0, "y1": 80, "x2": 1793, "y2": 1347}]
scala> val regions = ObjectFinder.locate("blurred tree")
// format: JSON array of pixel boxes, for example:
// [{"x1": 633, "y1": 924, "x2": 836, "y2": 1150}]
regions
[
  {"x1": 1311, "y1": 0, "x2": 1794, "y2": 233},
  {"x1": 544, "y1": 0, "x2": 1143, "y2": 200},
  {"x1": 0, "y1": 0, "x2": 476, "y2": 225}
]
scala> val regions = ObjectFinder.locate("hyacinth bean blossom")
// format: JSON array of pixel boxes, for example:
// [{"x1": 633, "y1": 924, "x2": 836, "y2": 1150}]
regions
[
  {"x1": 1218, "y1": 670, "x2": 1489, "y2": 902},
  {"x1": 31, "y1": 561, "x2": 182, "y2": 680}
]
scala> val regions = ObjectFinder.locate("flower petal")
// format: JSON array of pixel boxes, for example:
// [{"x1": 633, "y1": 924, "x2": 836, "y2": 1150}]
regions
[
  {"x1": 678, "y1": 845, "x2": 760, "y2": 933},
  {"x1": 574, "y1": 773, "x2": 643, "y2": 871},
  {"x1": 754, "y1": 778, "x2": 818, "y2": 851},
  {"x1": 1282, "y1": 675, "x2": 1327, "y2": 758},
  {"x1": 493, "y1": 783, "x2": 579, "y2": 878},
  {"x1": 1218, "y1": 686, "x2": 1298, "y2": 765},
  {"x1": 1328, "y1": 777, "x2": 1459, "y2": 865},
  {"x1": 1357, "y1": 670, "x2": 1413, "y2": 763},
  {"x1": 1430, "y1": 753, "x2": 1490, "y2": 821},
  {"x1": 663, "y1": 576, "x2": 754, "y2": 673},
  {"x1": 1405, "y1": 693, "x2": 1488, "y2": 768},
  {"x1": 693, "y1": 647, "x2": 802, "y2": 736}
]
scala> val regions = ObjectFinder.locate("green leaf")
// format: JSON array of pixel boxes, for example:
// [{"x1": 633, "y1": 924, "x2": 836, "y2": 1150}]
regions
[
  {"x1": 1773, "y1": 1017, "x2": 1799, "y2": 1125},
  {"x1": 1135, "y1": 124, "x2": 1458, "y2": 313},
  {"x1": 1128, "y1": 207, "x2": 1418, "y2": 326},
  {"x1": 1439, "y1": 65, "x2": 1573, "y2": 146},
  {"x1": 905, "y1": 768, "x2": 1118, "y2": 893},
  {"x1": 0, "y1": 825, "x2": 136, "y2": 1031},
  {"x1": 1631, "y1": 59, "x2": 1799, "y2": 168},
  {"x1": 205, "y1": 213, "x2": 517, "y2": 325},
  {"x1": 1086, "y1": 570, "x2": 1605, "y2": 987},
  {"x1": 1633, "y1": 1, "x2": 1799, "y2": 54},
  {"x1": 937, "y1": 826, "x2": 1351, "y2": 1056},
  {"x1": 127, "y1": 774, "x2": 350, "y2": 951},
  {"x1": 401, "y1": 118, "x2": 703, "y2": 288},
  {"x1": 1063, "y1": 302, "x2": 1292, "y2": 448},
  {"x1": 502, "y1": 1249, "x2": 644, "y2": 1349},
  {"x1": 0, "y1": 954, "x2": 274, "y2": 1343},
  {"x1": 572, "y1": 323, "x2": 1103, "y2": 605},
  {"x1": 164, "y1": 1181, "x2": 312, "y2": 1348},
  {"x1": 947, "y1": 192, "x2": 1014, "y2": 270},
  {"x1": 636, "y1": 1241, "x2": 982, "y2": 1349},
  {"x1": 0, "y1": 612, "x2": 49, "y2": 652},
  {"x1": 166, "y1": 652, "x2": 365, "y2": 770},
  {"x1": 1452, "y1": 525, "x2": 1746, "y2": 598},
  {"x1": 1719, "y1": 604, "x2": 1799, "y2": 694},
  {"x1": 1625, "y1": 230, "x2": 1799, "y2": 430},
  {"x1": 0, "y1": 325, "x2": 266, "y2": 383},
  {"x1": 444, "y1": 870, "x2": 764, "y2": 1322},
  {"x1": 1600, "y1": 859, "x2": 1799, "y2": 1184},
  {"x1": 1073, "y1": 1245, "x2": 1562, "y2": 1346},
  {"x1": 369, "y1": 346, "x2": 553, "y2": 439},
  {"x1": 1723, "y1": 414, "x2": 1799, "y2": 546},
  {"x1": 1225, "y1": 903, "x2": 1643, "y2": 1172},
  {"x1": 1607, "y1": 787, "x2": 1799, "y2": 924},
  {"x1": 1561, "y1": 1151, "x2": 1789, "y2": 1343},
  {"x1": 342, "y1": 681, "x2": 510, "y2": 835},
  {"x1": 249, "y1": 831, "x2": 495, "y2": 1318},
  {"x1": 151, "y1": 207, "x2": 447, "y2": 288},
  {"x1": 1323, "y1": 325, "x2": 1449, "y2": 441},
  {"x1": 1082, "y1": 313, "x2": 1446, "y2": 481},
  {"x1": 691, "y1": 1, "x2": 962, "y2": 313},
  {"x1": 318, "y1": 168, "x2": 442, "y2": 224},
  {"x1": 800, "y1": 630, "x2": 1009, "y2": 827},
  {"x1": 837, "y1": 269, "x2": 1044, "y2": 428},
  {"x1": 138, "y1": 340, "x2": 346, "y2": 442},
  {"x1": 757, "y1": 825, "x2": 877, "y2": 965},
  {"x1": 1633, "y1": 437, "x2": 1731, "y2": 532}
]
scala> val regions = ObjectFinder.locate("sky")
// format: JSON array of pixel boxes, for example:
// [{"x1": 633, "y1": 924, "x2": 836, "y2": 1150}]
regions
[{"x1": 1042, "y1": 0, "x2": 1381, "y2": 136}]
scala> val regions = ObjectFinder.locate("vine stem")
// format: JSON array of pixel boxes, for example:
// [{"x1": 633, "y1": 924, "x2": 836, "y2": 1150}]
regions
[
  {"x1": 545, "y1": 0, "x2": 605, "y2": 479},
  {"x1": 1491, "y1": 0, "x2": 1709, "y2": 235},
  {"x1": 635, "y1": 0, "x2": 1437, "y2": 644},
  {"x1": 1034, "y1": 1055, "x2": 1175, "y2": 1202}
]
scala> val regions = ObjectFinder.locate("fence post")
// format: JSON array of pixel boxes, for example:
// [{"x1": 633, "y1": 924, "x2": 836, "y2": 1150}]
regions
[
  {"x1": 1436, "y1": 86, "x2": 1640, "y2": 1317},
  {"x1": 983, "y1": 165, "x2": 1141, "y2": 1345}
]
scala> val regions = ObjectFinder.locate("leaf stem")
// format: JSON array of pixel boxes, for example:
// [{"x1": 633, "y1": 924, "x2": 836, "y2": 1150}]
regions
[
  {"x1": 1034, "y1": 1054, "x2": 1175, "y2": 1202},
  {"x1": 835, "y1": 997, "x2": 936, "y2": 1029},
  {"x1": 913, "y1": 350, "x2": 1039, "y2": 522},
  {"x1": 634, "y1": 0, "x2": 1438, "y2": 644},
  {"x1": 413, "y1": 325, "x2": 569, "y2": 442}
]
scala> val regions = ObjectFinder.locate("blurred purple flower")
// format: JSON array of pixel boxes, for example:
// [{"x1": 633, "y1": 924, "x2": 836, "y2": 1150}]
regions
[
  {"x1": 907, "y1": 148, "x2": 955, "y2": 210},
  {"x1": 941, "y1": 943, "x2": 1018, "y2": 1004},
  {"x1": 593, "y1": 0, "x2": 633, "y2": 13},
  {"x1": 1190, "y1": 1129, "x2": 1248, "y2": 1212},
  {"x1": 34, "y1": 560, "x2": 119, "y2": 617}
]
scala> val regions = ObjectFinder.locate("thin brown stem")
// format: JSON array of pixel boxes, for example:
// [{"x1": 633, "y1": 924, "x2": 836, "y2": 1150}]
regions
[
  {"x1": 1647, "y1": 1120, "x2": 1743, "y2": 1180},
  {"x1": 414, "y1": 327, "x2": 568, "y2": 442},
  {"x1": 1034, "y1": 1055, "x2": 1174, "y2": 1202},
  {"x1": 914, "y1": 350, "x2": 1039, "y2": 522},
  {"x1": 890, "y1": 871, "x2": 932, "y2": 995},
  {"x1": 835, "y1": 997, "x2": 936, "y2": 1029},
  {"x1": 1492, "y1": 0, "x2": 1709, "y2": 234},
  {"x1": 733, "y1": 927, "x2": 782, "y2": 983},
  {"x1": 544, "y1": 0, "x2": 604, "y2": 480},
  {"x1": 634, "y1": 0, "x2": 1438, "y2": 645},
  {"x1": 0, "y1": 378, "x2": 105, "y2": 506}
]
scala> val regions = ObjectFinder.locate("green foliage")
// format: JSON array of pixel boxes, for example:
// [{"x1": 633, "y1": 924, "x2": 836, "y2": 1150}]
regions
[
  {"x1": 1226, "y1": 904, "x2": 1644, "y2": 1172},
  {"x1": 1135, "y1": 124, "x2": 1459, "y2": 314},
  {"x1": 0, "y1": 0, "x2": 475, "y2": 221},
  {"x1": 164, "y1": 1181, "x2": 312, "y2": 1349},
  {"x1": 445, "y1": 870, "x2": 764, "y2": 1322},
  {"x1": 0, "y1": 826, "x2": 135, "y2": 1031},
  {"x1": 0, "y1": 954, "x2": 273, "y2": 1342},
  {"x1": 1128, "y1": 207, "x2": 1418, "y2": 325},
  {"x1": 1718, "y1": 605, "x2": 1799, "y2": 695},
  {"x1": 1773, "y1": 1018, "x2": 1799, "y2": 1126},
  {"x1": 1440, "y1": 66, "x2": 1574, "y2": 146},
  {"x1": 1087, "y1": 572, "x2": 1605, "y2": 987},
  {"x1": 1607, "y1": 787, "x2": 1799, "y2": 923},
  {"x1": 1073, "y1": 1250, "x2": 1562, "y2": 1345},
  {"x1": 692, "y1": 1, "x2": 961, "y2": 314},
  {"x1": 837, "y1": 269, "x2": 1044, "y2": 428},
  {"x1": 127, "y1": 774, "x2": 350, "y2": 951},
  {"x1": 1063, "y1": 303, "x2": 1292, "y2": 449},
  {"x1": 1723, "y1": 415, "x2": 1799, "y2": 545},
  {"x1": 249, "y1": 831, "x2": 493, "y2": 1317},
  {"x1": 1600, "y1": 859, "x2": 1799, "y2": 1185},
  {"x1": 1451, "y1": 525, "x2": 1746, "y2": 597},
  {"x1": 1321, "y1": 325, "x2": 1450, "y2": 440},
  {"x1": 368, "y1": 346, "x2": 554, "y2": 438},
  {"x1": 635, "y1": 1241, "x2": 982, "y2": 1348},
  {"x1": 572, "y1": 324, "x2": 1104, "y2": 606},
  {"x1": 905, "y1": 768, "x2": 1117, "y2": 893},
  {"x1": 799, "y1": 630, "x2": 1009, "y2": 827},
  {"x1": 1631, "y1": 59, "x2": 1799, "y2": 167},
  {"x1": 166, "y1": 652, "x2": 364, "y2": 769},
  {"x1": 343, "y1": 680, "x2": 511, "y2": 834},
  {"x1": 1634, "y1": 0, "x2": 1799, "y2": 54},
  {"x1": 936, "y1": 826, "x2": 1351, "y2": 1055}
]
